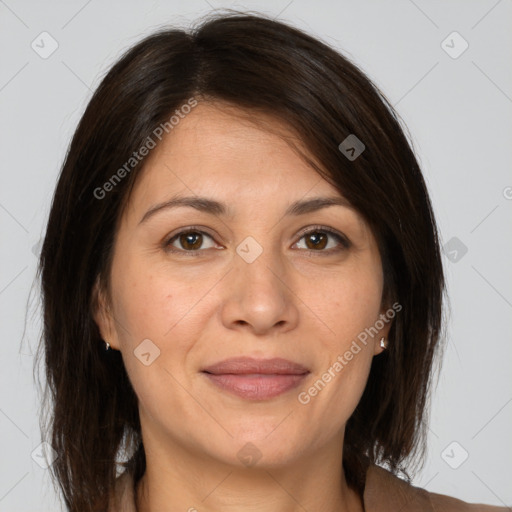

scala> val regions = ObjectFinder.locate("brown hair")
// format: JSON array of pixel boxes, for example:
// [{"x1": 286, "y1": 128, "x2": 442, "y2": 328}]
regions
[{"x1": 36, "y1": 11, "x2": 446, "y2": 511}]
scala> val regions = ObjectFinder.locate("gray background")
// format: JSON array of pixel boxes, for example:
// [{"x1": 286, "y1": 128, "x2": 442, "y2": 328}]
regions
[{"x1": 1, "y1": 0, "x2": 511, "y2": 510}]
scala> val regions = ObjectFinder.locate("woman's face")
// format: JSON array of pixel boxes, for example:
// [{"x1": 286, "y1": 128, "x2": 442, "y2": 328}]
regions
[{"x1": 94, "y1": 102, "x2": 390, "y2": 469}]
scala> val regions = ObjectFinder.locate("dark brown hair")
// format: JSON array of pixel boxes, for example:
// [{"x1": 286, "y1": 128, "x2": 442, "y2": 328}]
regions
[{"x1": 36, "y1": 11, "x2": 446, "y2": 511}]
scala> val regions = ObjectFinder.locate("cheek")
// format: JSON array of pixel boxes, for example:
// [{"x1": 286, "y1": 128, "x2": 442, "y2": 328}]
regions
[
  {"x1": 110, "y1": 251, "x2": 193, "y2": 344},
  {"x1": 305, "y1": 264, "x2": 383, "y2": 345},
  {"x1": 297, "y1": 262, "x2": 382, "y2": 412},
  {"x1": 303, "y1": 332, "x2": 375, "y2": 435},
  {"x1": 109, "y1": 257, "x2": 198, "y2": 422},
  {"x1": 108, "y1": 252, "x2": 212, "y2": 386}
]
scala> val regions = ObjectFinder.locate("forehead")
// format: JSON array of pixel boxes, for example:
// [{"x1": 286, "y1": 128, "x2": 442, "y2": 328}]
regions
[
  {"x1": 128, "y1": 102, "x2": 345, "y2": 208},
  {"x1": 114, "y1": 101, "x2": 374, "y2": 249}
]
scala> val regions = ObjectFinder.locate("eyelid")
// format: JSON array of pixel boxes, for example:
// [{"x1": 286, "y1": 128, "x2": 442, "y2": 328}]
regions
[
  {"x1": 164, "y1": 225, "x2": 216, "y2": 242},
  {"x1": 163, "y1": 225, "x2": 219, "y2": 254},
  {"x1": 163, "y1": 225, "x2": 351, "y2": 255},
  {"x1": 294, "y1": 224, "x2": 351, "y2": 249}
]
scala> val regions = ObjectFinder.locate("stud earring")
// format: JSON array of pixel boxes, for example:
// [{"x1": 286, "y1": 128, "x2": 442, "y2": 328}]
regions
[
  {"x1": 379, "y1": 337, "x2": 388, "y2": 350},
  {"x1": 104, "y1": 340, "x2": 111, "y2": 351}
]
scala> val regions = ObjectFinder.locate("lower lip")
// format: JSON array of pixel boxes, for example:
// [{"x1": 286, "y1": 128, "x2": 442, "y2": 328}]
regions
[{"x1": 203, "y1": 373, "x2": 309, "y2": 400}]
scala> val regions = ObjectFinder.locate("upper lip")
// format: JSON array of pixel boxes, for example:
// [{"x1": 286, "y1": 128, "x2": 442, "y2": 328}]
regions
[{"x1": 202, "y1": 357, "x2": 310, "y2": 375}]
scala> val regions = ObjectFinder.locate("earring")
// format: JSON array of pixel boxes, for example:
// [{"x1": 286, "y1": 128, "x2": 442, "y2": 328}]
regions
[
  {"x1": 104, "y1": 340, "x2": 111, "y2": 351},
  {"x1": 380, "y1": 337, "x2": 387, "y2": 350}
]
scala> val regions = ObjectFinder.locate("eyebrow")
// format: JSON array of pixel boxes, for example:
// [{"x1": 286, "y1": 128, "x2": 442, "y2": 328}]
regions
[{"x1": 138, "y1": 195, "x2": 353, "y2": 225}]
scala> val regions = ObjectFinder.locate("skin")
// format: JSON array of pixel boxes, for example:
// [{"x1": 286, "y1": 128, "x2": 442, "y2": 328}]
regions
[{"x1": 94, "y1": 102, "x2": 391, "y2": 512}]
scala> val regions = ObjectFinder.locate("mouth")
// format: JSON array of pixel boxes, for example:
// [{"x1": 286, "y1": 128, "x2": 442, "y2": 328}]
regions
[{"x1": 201, "y1": 357, "x2": 310, "y2": 400}]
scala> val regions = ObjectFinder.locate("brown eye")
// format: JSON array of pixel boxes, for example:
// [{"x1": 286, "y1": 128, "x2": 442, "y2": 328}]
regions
[
  {"x1": 166, "y1": 230, "x2": 216, "y2": 254},
  {"x1": 294, "y1": 227, "x2": 350, "y2": 254},
  {"x1": 179, "y1": 232, "x2": 203, "y2": 250},
  {"x1": 304, "y1": 231, "x2": 328, "y2": 250}
]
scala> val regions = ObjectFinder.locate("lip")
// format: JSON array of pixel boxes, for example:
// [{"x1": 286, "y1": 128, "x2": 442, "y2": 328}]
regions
[
  {"x1": 201, "y1": 357, "x2": 310, "y2": 400},
  {"x1": 202, "y1": 356, "x2": 310, "y2": 375}
]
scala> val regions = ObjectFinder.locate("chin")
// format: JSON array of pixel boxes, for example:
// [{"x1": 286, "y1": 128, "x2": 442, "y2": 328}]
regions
[{"x1": 188, "y1": 426, "x2": 300, "y2": 469}]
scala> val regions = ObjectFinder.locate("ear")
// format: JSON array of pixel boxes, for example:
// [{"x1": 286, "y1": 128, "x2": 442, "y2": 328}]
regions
[
  {"x1": 373, "y1": 304, "x2": 394, "y2": 356},
  {"x1": 91, "y1": 276, "x2": 120, "y2": 350}
]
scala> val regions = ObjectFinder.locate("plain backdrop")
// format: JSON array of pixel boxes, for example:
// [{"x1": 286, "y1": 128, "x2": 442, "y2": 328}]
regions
[{"x1": 0, "y1": 0, "x2": 511, "y2": 510}]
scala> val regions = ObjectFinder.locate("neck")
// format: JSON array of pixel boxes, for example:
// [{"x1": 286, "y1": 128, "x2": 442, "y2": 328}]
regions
[{"x1": 135, "y1": 439, "x2": 364, "y2": 512}]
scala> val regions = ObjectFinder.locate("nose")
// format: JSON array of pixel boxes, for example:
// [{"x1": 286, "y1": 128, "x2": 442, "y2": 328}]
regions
[{"x1": 220, "y1": 245, "x2": 300, "y2": 336}]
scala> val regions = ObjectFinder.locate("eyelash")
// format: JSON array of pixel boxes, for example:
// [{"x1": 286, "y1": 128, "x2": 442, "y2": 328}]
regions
[{"x1": 163, "y1": 225, "x2": 351, "y2": 257}]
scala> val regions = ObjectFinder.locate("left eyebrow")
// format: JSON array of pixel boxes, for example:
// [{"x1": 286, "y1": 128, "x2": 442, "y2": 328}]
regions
[
  {"x1": 138, "y1": 195, "x2": 354, "y2": 225},
  {"x1": 284, "y1": 196, "x2": 354, "y2": 216}
]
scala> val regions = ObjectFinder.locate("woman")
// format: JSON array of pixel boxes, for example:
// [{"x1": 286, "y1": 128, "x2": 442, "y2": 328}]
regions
[{"x1": 36, "y1": 12, "x2": 508, "y2": 512}]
